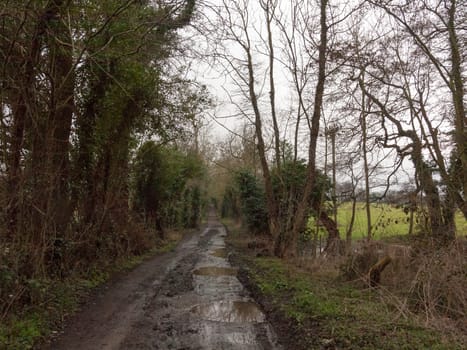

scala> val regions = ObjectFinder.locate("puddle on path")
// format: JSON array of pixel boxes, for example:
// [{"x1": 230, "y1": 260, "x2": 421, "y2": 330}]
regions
[
  {"x1": 210, "y1": 248, "x2": 227, "y2": 258},
  {"x1": 191, "y1": 301, "x2": 266, "y2": 323},
  {"x1": 193, "y1": 266, "x2": 237, "y2": 276},
  {"x1": 223, "y1": 331, "x2": 257, "y2": 346}
]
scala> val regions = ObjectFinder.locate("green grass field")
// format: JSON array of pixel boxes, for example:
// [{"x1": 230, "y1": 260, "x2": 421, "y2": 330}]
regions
[{"x1": 310, "y1": 202, "x2": 466, "y2": 240}]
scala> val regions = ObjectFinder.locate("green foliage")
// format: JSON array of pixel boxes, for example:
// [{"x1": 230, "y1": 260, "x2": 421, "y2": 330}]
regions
[
  {"x1": 234, "y1": 169, "x2": 269, "y2": 234},
  {"x1": 224, "y1": 158, "x2": 333, "y2": 239},
  {"x1": 271, "y1": 158, "x2": 333, "y2": 247},
  {"x1": 272, "y1": 159, "x2": 308, "y2": 201},
  {"x1": 0, "y1": 314, "x2": 44, "y2": 350},
  {"x1": 303, "y1": 215, "x2": 328, "y2": 244},
  {"x1": 448, "y1": 150, "x2": 463, "y2": 193},
  {"x1": 132, "y1": 142, "x2": 206, "y2": 232},
  {"x1": 0, "y1": 0, "x2": 206, "y2": 346},
  {"x1": 272, "y1": 159, "x2": 331, "y2": 206},
  {"x1": 190, "y1": 186, "x2": 202, "y2": 228},
  {"x1": 181, "y1": 189, "x2": 191, "y2": 228},
  {"x1": 132, "y1": 141, "x2": 165, "y2": 219},
  {"x1": 221, "y1": 185, "x2": 240, "y2": 219}
]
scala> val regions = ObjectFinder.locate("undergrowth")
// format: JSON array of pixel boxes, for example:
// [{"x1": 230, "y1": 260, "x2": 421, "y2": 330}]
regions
[
  {"x1": 251, "y1": 257, "x2": 462, "y2": 349},
  {"x1": 226, "y1": 220, "x2": 466, "y2": 350},
  {"x1": 0, "y1": 231, "x2": 182, "y2": 350}
]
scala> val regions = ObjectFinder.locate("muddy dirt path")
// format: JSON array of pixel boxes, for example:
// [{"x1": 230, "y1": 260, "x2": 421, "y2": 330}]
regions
[{"x1": 45, "y1": 214, "x2": 281, "y2": 350}]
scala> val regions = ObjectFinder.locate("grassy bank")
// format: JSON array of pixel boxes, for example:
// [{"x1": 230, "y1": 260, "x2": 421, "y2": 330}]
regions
[
  {"x1": 247, "y1": 257, "x2": 463, "y2": 349},
  {"x1": 225, "y1": 221, "x2": 466, "y2": 350},
  {"x1": 0, "y1": 231, "x2": 182, "y2": 350}
]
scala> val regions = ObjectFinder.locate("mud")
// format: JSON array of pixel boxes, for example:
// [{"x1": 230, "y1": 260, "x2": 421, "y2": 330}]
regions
[
  {"x1": 44, "y1": 213, "x2": 281, "y2": 350},
  {"x1": 193, "y1": 266, "x2": 238, "y2": 276},
  {"x1": 210, "y1": 248, "x2": 228, "y2": 258},
  {"x1": 191, "y1": 301, "x2": 265, "y2": 323}
]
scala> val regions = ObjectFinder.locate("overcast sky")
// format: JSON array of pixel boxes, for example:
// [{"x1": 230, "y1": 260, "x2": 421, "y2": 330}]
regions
[{"x1": 179, "y1": 0, "x2": 456, "y2": 192}]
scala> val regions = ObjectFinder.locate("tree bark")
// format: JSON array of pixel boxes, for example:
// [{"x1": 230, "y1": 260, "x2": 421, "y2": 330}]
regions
[
  {"x1": 261, "y1": 0, "x2": 281, "y2": 171},
  {"x1": 359, "y1": 74, "x2": 372, "y2": 241},
  {"x1": 346, "y1": 194, "x2": 357, "y2": 252},
  {"x1": 243, "y1": 24, "x2": 281, "y2": 252},
  {"x1": 447, "y1": 0, "x2": 467, "y2": 217},
  {"x1": 368, "y1": 255, "x2": 391, "y2": 287},
  {"x1": 6, "y1": 4, "x2": 50, "y2": 238},
  {"x1": 72, "y1": 64, "x2": 109, "y2": 224},
  {"x1": 47, "y1": 0, "x2": 75, "y2": 233},
  {"x1": 291, "y1": 0, "x2": 337, "y2": 252}
]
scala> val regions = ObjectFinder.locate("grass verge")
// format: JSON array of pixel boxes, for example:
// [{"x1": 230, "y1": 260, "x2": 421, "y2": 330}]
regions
[
  {"x1": 0, "y1": 231, "x2": 182, "y2": 350},
  {"x1": 225, "y1": 220, "x2": 465, "y2": 350}
]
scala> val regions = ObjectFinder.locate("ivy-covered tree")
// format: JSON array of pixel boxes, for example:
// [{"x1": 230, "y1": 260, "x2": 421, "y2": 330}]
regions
[
  {"x1": 221, "y1": 185, "x2": 241, "y2": 220},
  {"x1": 190, "y1": 186, "x2": 202, "y2": 228},
  {"x1": 271, "y1": 159, "x2": 334, "y2": 254},
  {"x1": 132, "y1": 142, "x2": 206, "y2": 237},
  {"x1": 0, "y1": 0, "x2": 202, "y2": 290},
  {"x1": 234, "y1": 170, "x2": 269, "y2": 235}
]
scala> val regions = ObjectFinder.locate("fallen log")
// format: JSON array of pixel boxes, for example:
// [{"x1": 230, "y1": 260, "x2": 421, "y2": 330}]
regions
[{"x1": 368, "y1": 255, "x2": 392, "y2": 287}]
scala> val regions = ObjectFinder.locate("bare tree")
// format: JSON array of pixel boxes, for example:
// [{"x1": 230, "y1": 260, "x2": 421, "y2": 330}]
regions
[
  {"x1": 357, "y1": 55, "x2": 455, "y2": 238},
  {"x1": 366, "y1": 0, "x2": 466, "y2": 218},
  {"x1": 290, "y1": 0, "x2": 343, "y2": 255}
]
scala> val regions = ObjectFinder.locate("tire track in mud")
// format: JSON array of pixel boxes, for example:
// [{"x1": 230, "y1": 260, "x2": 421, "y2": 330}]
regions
[{"x1": 45, "y1": 220, "x2": 281, "y2": 350}]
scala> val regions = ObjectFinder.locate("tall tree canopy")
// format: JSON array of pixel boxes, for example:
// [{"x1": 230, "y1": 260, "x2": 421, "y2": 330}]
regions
[{"x1": 0, "y1": 0, "x2": 206, "y2": 278}]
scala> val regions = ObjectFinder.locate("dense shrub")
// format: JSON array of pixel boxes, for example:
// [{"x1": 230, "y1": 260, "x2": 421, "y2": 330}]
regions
[{"x1": 234, "y1": 170, "x2": 269, "y2": 235}]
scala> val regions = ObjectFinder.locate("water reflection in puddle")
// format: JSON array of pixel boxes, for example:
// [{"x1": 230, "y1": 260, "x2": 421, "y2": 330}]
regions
[
  {"x1": 224, "y1": 331, "x2": 256, "y2": 345},
  {"x1": 200, "y1": 325, "x2": 257, "y2": 346},
  {"x1": 191, "y1": 301, "x2": 265, "y2": 323},
  {"x1": 193, "y1": 266, "x2": 237, "y2": 276},
  {"x1": 210, "y1": 248, "x2": 227, "y2": 258}
]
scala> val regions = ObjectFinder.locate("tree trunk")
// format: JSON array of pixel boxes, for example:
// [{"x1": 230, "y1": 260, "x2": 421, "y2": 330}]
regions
[
  {"x1": 72, "y1": 66, "x2": 109, "y2": 224},
  {"x1": 368, "y1": 255, "x2": 391, "y2": 287},
  {"x1": 330, "y1": 127, "x2": 338, "y2": 225},
  {"x1": 47, "y1": 0, "x2": 75, "y2": 233},
  {"x1": 346, "y1": 194, "x2": 357, "y2": 252},
  {"x1": 244, "y1": 32, "x2": 281, "y2": 250},
  {"x1": 262, "y1": 0, "x2": 281, "y2": 171},
  {"x1": 313, "y1": 198, "x2": 340, "y2": 254},
  {"x1": 408, "y1": 193, "x2": 416, "y2": 235},
  {"x1": 291, "y1": 0, "x2": 331, "y2": 247},
  {"x1": 414, "y1": 147, "x2": 445, "y2": 237},
  {"x1": 6, "y1": 5, "x2": 49, "y2": 239},
  {"x1": 447, "y1": 0, "x2": 467, "y2": 217},
  {"x1": 360, "y1": 77, "x2": 372, "y2": 241}
]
